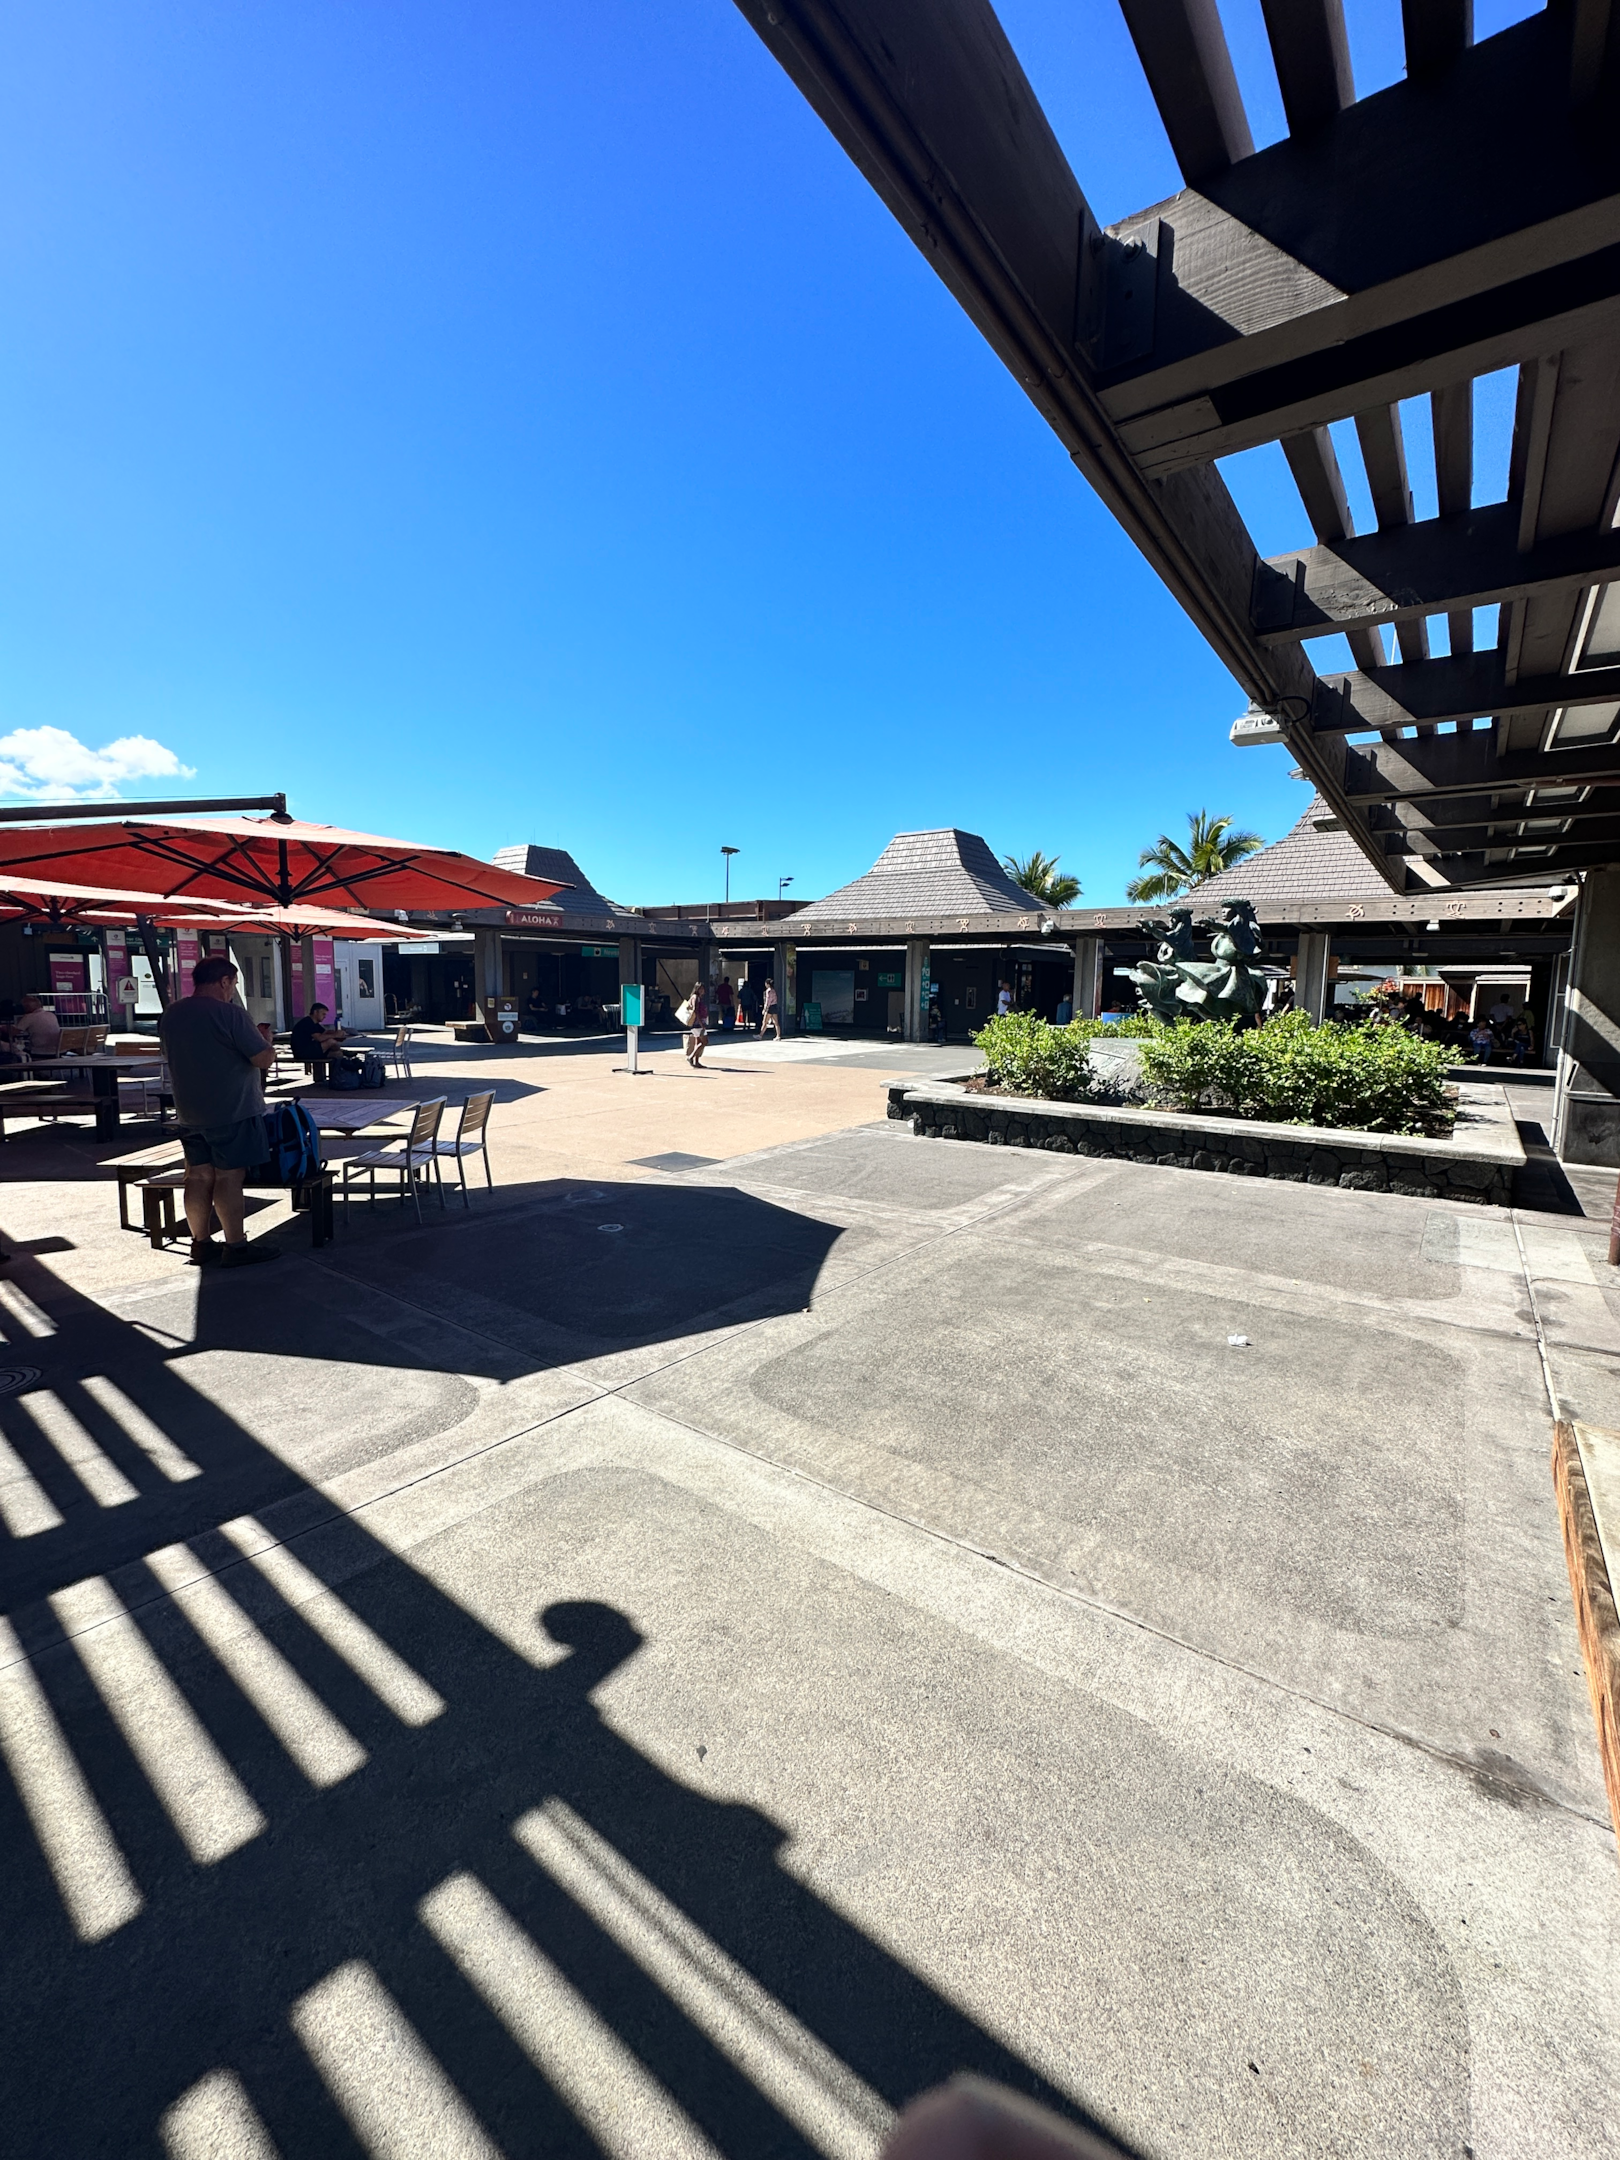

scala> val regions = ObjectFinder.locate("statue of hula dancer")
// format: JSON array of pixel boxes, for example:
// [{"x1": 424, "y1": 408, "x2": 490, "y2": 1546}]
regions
[
  {"x1": 1127, "y1": 898, "x2": 1268, "y2": 1024},
  {"x1": 1126, "y1": 908, "x2": 1197, "y2": 1023},
  {"x1": 1197, "y1": 899, "x2": 1267, "y2": 1021}
]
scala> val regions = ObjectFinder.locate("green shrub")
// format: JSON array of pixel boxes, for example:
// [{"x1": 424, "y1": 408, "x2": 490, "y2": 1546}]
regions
[
  {"x1": 973, "y1": 1012, "x2": 1093, "y2": 1101},
  {"x1": 1138, "y1": 1012, "x2": 1452, "y2": 1134}
]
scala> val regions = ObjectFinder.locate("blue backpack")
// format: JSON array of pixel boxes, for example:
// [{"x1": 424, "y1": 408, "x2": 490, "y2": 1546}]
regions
[{"x1": 254, "y1": 1102, "x2": 325, "y2": 1186}]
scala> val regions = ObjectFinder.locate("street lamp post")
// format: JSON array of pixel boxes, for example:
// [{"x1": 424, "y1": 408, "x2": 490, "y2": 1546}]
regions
[
  {"x1": 721, "y1": 845, "x2": 739, "y2": 905},
  {"x1": 778, "y1": 876, "x2": 793, "y2": 902}
]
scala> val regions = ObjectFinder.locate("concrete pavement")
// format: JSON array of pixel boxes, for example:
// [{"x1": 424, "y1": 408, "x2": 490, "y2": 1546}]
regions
[{"x1": 0, "y1": 1039, "x2": 1617, "y2": 2156}]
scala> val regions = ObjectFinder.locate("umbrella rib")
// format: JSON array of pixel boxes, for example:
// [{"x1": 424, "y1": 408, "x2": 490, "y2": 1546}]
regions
[{"x1": 126, "y1": 833, "x2": 277, "y2": 902}]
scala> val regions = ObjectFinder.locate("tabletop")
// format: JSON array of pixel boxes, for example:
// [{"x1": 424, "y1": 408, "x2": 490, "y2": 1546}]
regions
[
  {"x1": 20, "y1": 1053, "x2": 169, "y2": 1070},
  {"x1": 297, "y1": 1096, "x2": 420, "y2": 1133}
]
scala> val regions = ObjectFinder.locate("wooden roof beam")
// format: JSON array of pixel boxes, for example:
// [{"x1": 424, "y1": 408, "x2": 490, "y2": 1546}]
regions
[
  {"x1": 1353, "y1": 404, "x2": 1430, "y2": 670},
  {"x1": 1277, "y1": 427, "x2": 1386, "y2": 673},
  {"x1": 1430, "y1": 381, "x2": 1474, "y2": 655},
  {"x1": 1116, "y1": 0, "x2": 1253, "y2": 187},
  {"x1": 1378, "y1": 819, "x2": 1620, "y2": 860},
  {"x1": 1251, "y1": 501, "x2": 1620, "y2": 645},
  {"x1": 1096, "y1": 13, "x2": 1620, "y2": 469},
  {"x1": 1312, "y1": 654, "x2": 1620, "y2": 733},
  {"x1": 1341, "y1": 731, "x2": 1620, "y2": 803},
  {"x1": 1258, "y1": 0, "x2": 1354, "y2": 136},
  {"x1": 1403, "y1": 0, "x2": 1472, "y2": 80},
  {"x1": 1571, "y1": 0, "x2": 1618, "y2": 103}
]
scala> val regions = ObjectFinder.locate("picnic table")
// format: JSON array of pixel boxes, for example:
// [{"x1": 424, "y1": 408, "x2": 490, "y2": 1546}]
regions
[
  {"x1": 298, "y1": 1097, "x2": 420, "y2": 1134},
  {"x1": 7, "y1": 1052, "x2": 167, "y2": 1138}
]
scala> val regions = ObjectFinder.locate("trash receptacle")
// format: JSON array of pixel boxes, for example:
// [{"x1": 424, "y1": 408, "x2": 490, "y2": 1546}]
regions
[{"x1": 482, "y1": 997, "x2": 520, "y2": 1045}]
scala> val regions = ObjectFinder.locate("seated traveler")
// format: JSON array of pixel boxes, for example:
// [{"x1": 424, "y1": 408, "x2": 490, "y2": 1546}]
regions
[
  {"x1": 8, "y1": 994, "x2": 62, "y2": 1060},
  {"x1": 156, "y1": 954, "x2": 278, "y2": 1269},
  {"x1": 289, "y1": 1003, "x2": 352, "y2": 1069}
]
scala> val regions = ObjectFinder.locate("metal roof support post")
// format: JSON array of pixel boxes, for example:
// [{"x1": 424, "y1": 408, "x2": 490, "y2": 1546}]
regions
[
  {"x1": 1552, "y1": 870, "x2": 1620, "y2": 1164},
  {"x1": 1297, "y1": 932, "x2": 1334, "y2": 1021},
  {"x1": 904, "y1": 940, "x2": 930, "y2": 1044},
  {"x1": 1072, "y1": 938, "x2": 1101, "y2": 1022}
]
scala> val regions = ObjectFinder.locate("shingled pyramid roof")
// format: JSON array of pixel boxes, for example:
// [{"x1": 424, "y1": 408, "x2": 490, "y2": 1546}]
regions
[
  {"x1": 1188, "y1": 798, "x2": 1396, "y2": 907},
  {"x1": 490, "y1": 844, "x2": 618, "y2": 917},
  {"x1": 787, "y1": 829, "x2": 1042, "y2": 923}
]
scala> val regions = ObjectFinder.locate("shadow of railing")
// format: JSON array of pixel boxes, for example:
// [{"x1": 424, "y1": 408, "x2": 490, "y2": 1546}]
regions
[{"x1": 0, "y1": 1257, "x2": 1137, "y2": 2158}]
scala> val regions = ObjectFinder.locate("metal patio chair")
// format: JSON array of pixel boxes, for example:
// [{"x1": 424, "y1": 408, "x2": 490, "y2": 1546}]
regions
[
  {"x1": 389, "y1": 1024, "x2": 413, "y2": 1082},
  {"x1": 432, "y1": 1090, "x2": 495, "y2": 1206},
  {"x1": 339, "y1": 1097, "x2": 447, "y2": 1225}
]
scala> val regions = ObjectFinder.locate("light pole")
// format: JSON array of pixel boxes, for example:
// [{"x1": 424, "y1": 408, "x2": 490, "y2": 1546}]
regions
[
  {"x1": 778, "y1": 876, "x2": 793, "y2": 902},
  {"x1": 721, "y1": 845, "x2": 739, "y2": 904}
]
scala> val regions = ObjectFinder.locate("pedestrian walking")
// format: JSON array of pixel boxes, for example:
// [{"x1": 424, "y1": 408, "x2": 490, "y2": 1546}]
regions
[
  {"x1": 717, "y1": 975, "x2": 736, "y2": 1031},
  {"x1": 760, "y1": 978, "x2": 780, "y2": 1040},
  {"x1": 737, "y1": 974, "x2": 759, "y2": 1032},
  {"x1": 677, "y1": 983, "x2": 711, "y2": 1067}
]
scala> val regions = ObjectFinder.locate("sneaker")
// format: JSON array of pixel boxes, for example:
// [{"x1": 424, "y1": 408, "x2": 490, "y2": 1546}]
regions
[
  {"x1": 220, "y1": 1242, "x2": 279, "y2": 1268},
  {"x1": 188, "y1": 1239, "x2": 221, "y2": 1267}
]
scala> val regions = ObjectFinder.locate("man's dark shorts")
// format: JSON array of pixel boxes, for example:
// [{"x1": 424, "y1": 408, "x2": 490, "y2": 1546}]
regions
[{"x1": 180, "y1": 1118, "x2": 268, "y2": 1171}]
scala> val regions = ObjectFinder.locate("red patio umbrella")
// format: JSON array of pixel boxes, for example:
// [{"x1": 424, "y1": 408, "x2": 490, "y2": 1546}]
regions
[
  {"x1": 0, "y1": 877, "x2": 436, "y2": 940},
  {"x1": 0, "y1": 814, "x2": 568, "y2": 913}
]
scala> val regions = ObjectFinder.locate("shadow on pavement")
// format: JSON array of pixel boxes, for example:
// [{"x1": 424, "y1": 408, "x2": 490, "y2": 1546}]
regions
[{"x1": 0, "y1": 1251, "x2": 1139, "y2": 2157}]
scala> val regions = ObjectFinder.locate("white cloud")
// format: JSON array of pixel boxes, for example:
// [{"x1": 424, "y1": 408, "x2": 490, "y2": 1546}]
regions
[{"x1": 0, "y1": 725, "x2": 196, "y2": 801}]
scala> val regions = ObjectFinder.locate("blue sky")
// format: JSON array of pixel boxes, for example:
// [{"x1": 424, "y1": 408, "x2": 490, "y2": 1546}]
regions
[{"x1": 0, "y1": 0, "x2": 1536, "y2": 904}]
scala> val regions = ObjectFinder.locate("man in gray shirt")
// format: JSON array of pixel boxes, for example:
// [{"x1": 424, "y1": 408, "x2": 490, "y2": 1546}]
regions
[{"x1": 157, "y1": 954, "x2": 277, "y2": 1268}]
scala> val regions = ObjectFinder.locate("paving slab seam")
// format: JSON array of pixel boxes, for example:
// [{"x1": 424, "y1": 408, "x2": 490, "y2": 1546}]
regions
[
  {"x1": 15, "y1": 1361, "x2": 1608, "y2": 1843},
  {"x1": 27, "y1": 1156, "x2": 1604, "y2": 1830},
  {"x1": 1511, "y1": 1210, "x2": 1570, "y2": 1426},
  {"x1": 552, "y1": 1391, "x2": 1616, "y2": 1834}
]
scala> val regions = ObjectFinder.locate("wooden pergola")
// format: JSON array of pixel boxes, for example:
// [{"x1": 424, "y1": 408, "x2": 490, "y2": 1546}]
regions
[{"x1": 734, "y1": 0, "x2": 1620, "y2": 893}]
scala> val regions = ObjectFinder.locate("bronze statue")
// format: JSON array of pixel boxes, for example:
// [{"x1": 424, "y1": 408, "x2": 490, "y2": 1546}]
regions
[{"x1": 1125, "y1": 898, "x2": 1269, "y2": 1024}]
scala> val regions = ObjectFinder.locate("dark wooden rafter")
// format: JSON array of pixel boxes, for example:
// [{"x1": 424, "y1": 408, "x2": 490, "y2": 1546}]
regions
[
  {"x1": 1340, "y1": 731, "x2": 1620, "y2": 803},
  {"x1": 1252, "y1": 502, "x2": 1620, "y2": 645},
  {"x1": 1097, "y1": 13, "x2": 1620, "y2": 472},
  {"x1": 1115, "y1": 0, "x2": 1252, "y2": 186},
  {"x1": 1259, "y1": 0, "x2": 1353, "y2": 136},
  {"x1": 1352, "y1": 405, "x2": 1430, "y2": 675},
  {"x1": 1572, "y1": 0, "x2": 1619, "y2": 102},
  {"x1": 1313, "y1": 656, "x2": 1620, "y2": 734},
  {"x1": 733, "y1": 0, "x2": 1620, "y2": 891},
  {"x1": 1430, "y1": 380, "x2": 1474, "y2": 655},
  {"x1": 1277, "y1": 428, "x2": 1386, "y2": 674},
  {"x1": 1402, "y1": 0, "x2": 1471, "y2": 80}
]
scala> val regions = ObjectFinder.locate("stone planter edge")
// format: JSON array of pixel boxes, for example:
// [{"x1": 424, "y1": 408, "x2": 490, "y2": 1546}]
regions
[{"x1": 884, "y1": 1076, "x2": 1523, "y2": 1204}]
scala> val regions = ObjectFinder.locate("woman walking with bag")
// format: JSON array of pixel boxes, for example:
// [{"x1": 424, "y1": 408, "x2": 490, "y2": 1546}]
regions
[{"x1": 679, "y1": 983, "x2": 710, "y2": 1067}]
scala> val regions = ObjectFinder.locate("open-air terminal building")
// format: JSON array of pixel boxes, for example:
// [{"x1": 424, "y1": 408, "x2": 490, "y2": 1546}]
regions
[{"x1": 720, "y1": 0, "x2": 1620, "y2": 1160}]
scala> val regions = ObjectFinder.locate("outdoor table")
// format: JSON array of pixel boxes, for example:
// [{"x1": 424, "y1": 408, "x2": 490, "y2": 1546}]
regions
[
  {"x1": 298, "y1": 1097, "x2": 420, "y2": 1134},
  {"x1": 18, "y1": 1053, "x2": 168, "y2": 1138}
]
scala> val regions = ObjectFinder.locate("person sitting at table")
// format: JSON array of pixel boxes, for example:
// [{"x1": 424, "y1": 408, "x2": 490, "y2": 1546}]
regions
[
  {"x1": 289, "y1": 1002, "x2": 351, "y2": 1071},
  {"x1": 7, "y1": 994, "x2": 61, "y2": 1061}
]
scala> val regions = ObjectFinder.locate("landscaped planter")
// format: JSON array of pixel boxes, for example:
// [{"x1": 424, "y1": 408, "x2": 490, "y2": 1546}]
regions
[{"x1": 885, "y1": 1074, "x2": 1524, "y2": 1205}]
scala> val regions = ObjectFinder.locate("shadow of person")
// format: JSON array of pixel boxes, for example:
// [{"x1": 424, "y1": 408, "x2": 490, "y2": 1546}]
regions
[{"x1": 0, "y1": 1255, "x2": 1138, "y2": 2159}]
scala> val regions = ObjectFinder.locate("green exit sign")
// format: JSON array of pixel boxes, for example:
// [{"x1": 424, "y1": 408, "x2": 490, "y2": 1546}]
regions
[
  {"x1": 876, "y1": 971, "x2": 903, "y2": 987},
  {"x1": 580, "y1": 945, "x2": 616, "y2": 957}
]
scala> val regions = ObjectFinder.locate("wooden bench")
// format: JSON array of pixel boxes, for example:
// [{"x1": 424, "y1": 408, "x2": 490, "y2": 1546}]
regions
[
  {"x1": 0, "y1": 1090, "x2": 98, "y2": 1140},
  {"x1": 134, "y1": 1166, "x2": 336, "y2": 1252},
  {"x1": 106, "y1": 1141, "x2": 187, "y2": 1231}
]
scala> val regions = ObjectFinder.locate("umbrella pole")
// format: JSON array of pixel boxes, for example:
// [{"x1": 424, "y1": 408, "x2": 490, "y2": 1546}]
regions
[
  {"x1": 134, "y1": 915, "x2": 172, "y2": 1011},
  {"x1": 277, "y1": 934, "x2": 295, "y2": 1033}
]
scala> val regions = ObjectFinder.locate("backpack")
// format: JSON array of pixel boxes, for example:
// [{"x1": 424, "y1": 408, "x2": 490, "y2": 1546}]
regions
[
  {"x1": 328, "y1": 1065, "x2": 362, "y2": 1091},
  {"x1": 357, "y1": 1051, "x2": 387, "y2": 1088},
  {"x1": 251, "y1": 1101, "x2": 325, "y2": 1187}
]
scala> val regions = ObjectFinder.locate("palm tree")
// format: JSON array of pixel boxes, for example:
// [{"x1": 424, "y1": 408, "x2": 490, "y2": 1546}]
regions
[
  {"x1": 1125, "y1": 810, "x2": 1263, "y2": 903},
  {"x1": 1002, "y1": 848, "x2": 1081, "y2": 906}
]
